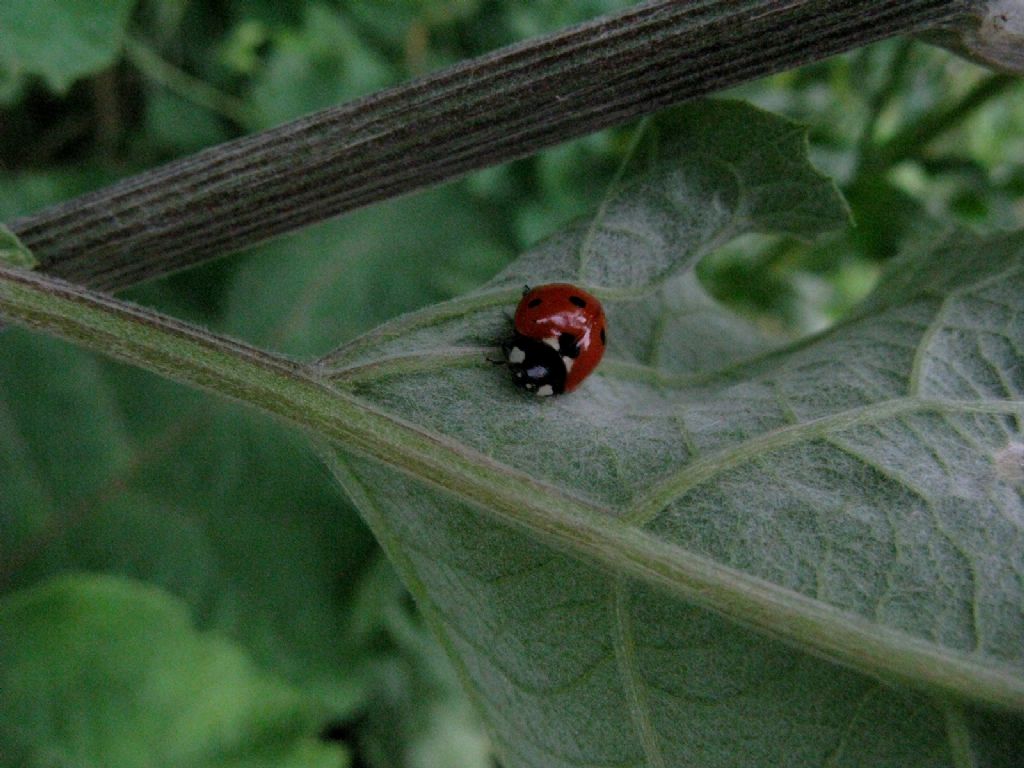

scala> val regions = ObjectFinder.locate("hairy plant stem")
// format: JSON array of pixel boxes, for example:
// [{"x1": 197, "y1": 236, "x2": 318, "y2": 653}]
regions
[
  {"x1": 1, "y1": 262, "x2": 1022, "y2": 713},
  {"x1": 7, "y1": 0, "x2": 976, "y2": 291}
]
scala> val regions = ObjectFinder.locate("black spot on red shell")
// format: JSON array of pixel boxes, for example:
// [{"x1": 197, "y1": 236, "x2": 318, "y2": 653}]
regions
[
  {"x1": 569, "y1": 295, "x2": 586, "y2": 308},
  {"x1": 600, "y1": 327, "x2": 606, "y2": 345},
  {"x1": 527, "y1": 298, "x2": 542, "y2": 308}
]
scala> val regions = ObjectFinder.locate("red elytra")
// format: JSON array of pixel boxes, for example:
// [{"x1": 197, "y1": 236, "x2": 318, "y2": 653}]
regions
[{"x1": 504, "y1": 283, "x2": 607, "y2": 395}]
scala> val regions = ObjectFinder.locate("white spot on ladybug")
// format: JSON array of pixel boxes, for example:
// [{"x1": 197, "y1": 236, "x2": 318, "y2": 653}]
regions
[
  {"x1": 562, "y1": 356, "x2": 574, "y2": 372},
  {"x1": 542, "y1": 336, "x2": 560, "y2": 351},
  {"x1": 536, "y1": 385, "x2": 554, "y2": 397},
  {"x1": 508, "y1": 346, "x2": 526, "y2": 364}
]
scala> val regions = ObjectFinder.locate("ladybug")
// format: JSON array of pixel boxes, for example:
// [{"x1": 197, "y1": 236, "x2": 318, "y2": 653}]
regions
[{"x1": 503, "y1": 283, "x2": 607, "y2": 396}]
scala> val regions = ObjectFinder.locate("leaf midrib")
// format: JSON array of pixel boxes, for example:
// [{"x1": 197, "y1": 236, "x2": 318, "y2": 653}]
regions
[{"x1": 1, "y1": 264, "x2": 1022, "y2": 712}]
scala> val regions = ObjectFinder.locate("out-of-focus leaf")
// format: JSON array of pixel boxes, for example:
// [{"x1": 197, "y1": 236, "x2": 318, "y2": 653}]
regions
[
  {"x1": 223, "y1": 185, "x2": 514, "y2": 356},
  {"x1": 142, "y1": 89, "x2": 234, "y2": 154},
  {"x1": 0, "y1": 329, "x2": 379, "y2": 714},
  {"x1": 0, "y1": 0, "x2": 135, "y2": 94},
  {"x1": 244, "y1": 3, "x2": 394, "y2": 130},
  {"x1": 498, "y1": 1, "x2": 636, "y2": 41},
  {"x1": 0, "y1": 574, "x2": 349, "y2": 767},
  {"x1": 0, "y1": 168, "x2": 125, "y2": 222}
]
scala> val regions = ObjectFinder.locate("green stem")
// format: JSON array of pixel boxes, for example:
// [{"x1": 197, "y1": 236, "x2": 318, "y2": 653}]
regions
[
  {"x1": 124, "y1": 37, "x2": 253, "y2": 125},
  {"x1": 1, "y1": 263, "x2": 1022, "y2": 713},
  {"x1": 854, "y1": 38, "x2": 913, "y2": 160},
  {"x1": 868, "y1": 72, "x2": 1020, "y2": 170}
]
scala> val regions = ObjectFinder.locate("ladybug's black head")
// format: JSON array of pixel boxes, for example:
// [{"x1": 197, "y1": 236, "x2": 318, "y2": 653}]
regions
[{"x1": 503, "y1": 333, "x2": 567, "y2": 397}]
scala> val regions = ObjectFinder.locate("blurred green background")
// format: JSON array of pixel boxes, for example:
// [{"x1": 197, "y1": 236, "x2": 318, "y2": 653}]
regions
[{"x1": 1, "y1": 2, "x2": 1022, "y2": 766}]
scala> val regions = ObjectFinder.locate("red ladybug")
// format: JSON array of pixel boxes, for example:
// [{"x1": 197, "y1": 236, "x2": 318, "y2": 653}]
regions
[{"x1": 503, "y1": 283, "x2": 607, "y2": 396}]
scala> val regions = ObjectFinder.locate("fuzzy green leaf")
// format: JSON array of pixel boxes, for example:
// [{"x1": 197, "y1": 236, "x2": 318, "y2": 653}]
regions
[
  {"x1": 0, "y1": 575, "x2": 348, "y2": 767},
  {"x1": 492, "y1": 101, "x2": 850, "y2": 296},
  {"x1": 320, "y1": 101, "x2": 1024, "y2": 767}
]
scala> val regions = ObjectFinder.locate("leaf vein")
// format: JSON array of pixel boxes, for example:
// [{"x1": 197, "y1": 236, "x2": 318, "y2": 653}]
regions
[
  {"x1": 612, "y1": 579, "x2": 667, "y2": 768},
  {"x1": 627, "y1": 398, "x2": 1024, "y2": 526}
]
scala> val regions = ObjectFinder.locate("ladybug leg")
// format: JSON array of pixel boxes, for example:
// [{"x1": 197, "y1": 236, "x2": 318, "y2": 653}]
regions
[{"x1": 489, "y1": 337, "x2": 515, "y2": 366}]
